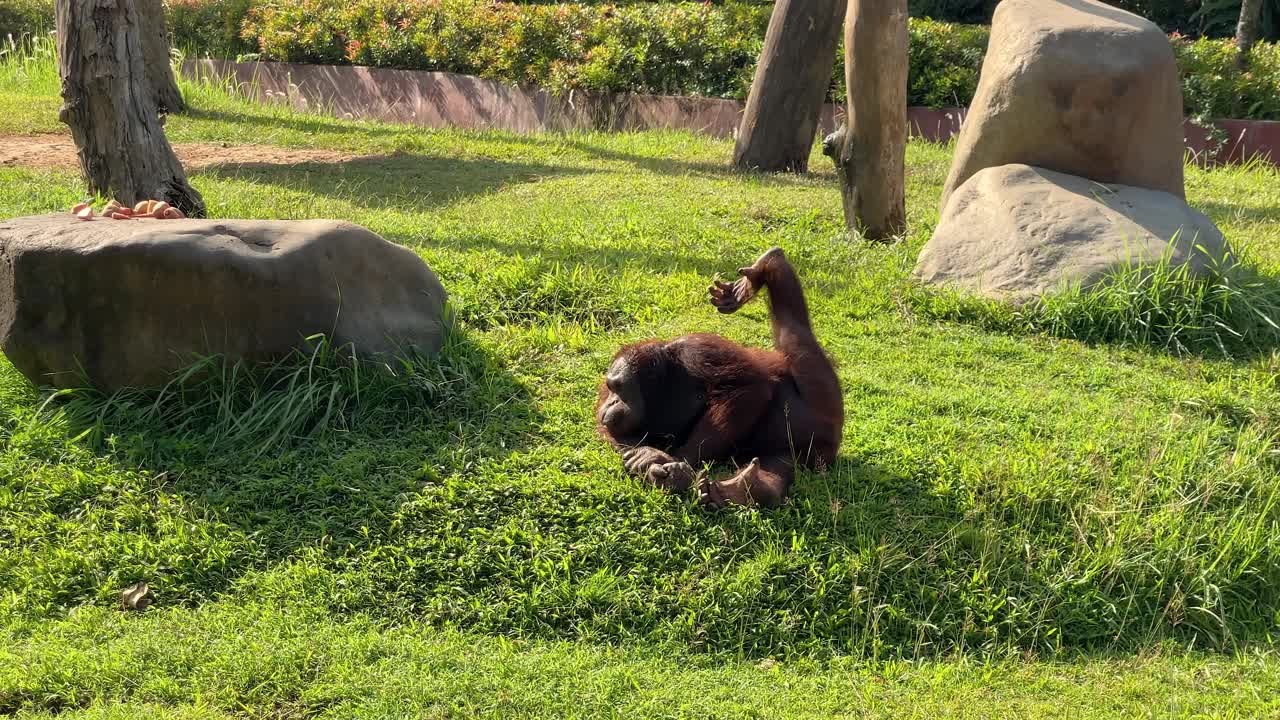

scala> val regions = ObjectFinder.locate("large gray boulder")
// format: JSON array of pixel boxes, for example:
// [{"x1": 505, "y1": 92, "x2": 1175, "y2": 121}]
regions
[
  {"x1": 940, "y1": 0, "x2": 1186, "y2": 212},
  {"x1": 0, "y1": 214, "x2": 447, "y2": 390},
  {"x1": 914, "y1": 164, "x2": 1231, "y2": 303}
]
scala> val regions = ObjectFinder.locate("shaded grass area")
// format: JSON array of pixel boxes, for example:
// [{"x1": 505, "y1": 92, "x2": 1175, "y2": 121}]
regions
[
  {"x1": 3, "y1": 42, "x2": 1280, "y2": 716},
  {"x1": 49, "y1": 328, "x2": 534, "y2": 464}
]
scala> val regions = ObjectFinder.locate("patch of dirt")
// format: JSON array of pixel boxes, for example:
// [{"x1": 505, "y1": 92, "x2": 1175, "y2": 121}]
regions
[{"x1": 0, "y1": 134, "x2": 357, "y2": 171}]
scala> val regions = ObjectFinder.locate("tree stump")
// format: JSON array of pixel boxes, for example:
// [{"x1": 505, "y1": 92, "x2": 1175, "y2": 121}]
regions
[
  {"x1": 55, "y1": 0, "x2": 204, "y2": 218},
  {"x1": 139, "y1": 0, "x2": 185, "y2": 114},
  {"x1": 733, "y1": 0, "x2": 847, "y2": 173},
  {"x1": 837, "y1": 0, "x2": 907, "y2": 241}
]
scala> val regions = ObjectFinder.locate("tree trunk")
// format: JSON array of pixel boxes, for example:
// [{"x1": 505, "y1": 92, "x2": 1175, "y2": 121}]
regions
[
  {"x1": 733, "y1": 0, "x2": 847, "y2": 173},
  {"x1": 836, "y1": 0, "x2": 907, "y2": 241},
  {"x1": 1236, "y1": 0, "x2": 1264, "y2": 70},
  {"x1": 138, "y1": 0, "x2": 185, "y2": 114},
  {"x1": 56, "y1": 0, "x2": 204, "y2": 218}
]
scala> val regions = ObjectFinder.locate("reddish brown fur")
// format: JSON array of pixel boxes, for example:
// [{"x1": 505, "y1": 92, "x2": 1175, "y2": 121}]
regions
[{"x1": 595, "y1": 248, "x2": 842, "y2": 508}]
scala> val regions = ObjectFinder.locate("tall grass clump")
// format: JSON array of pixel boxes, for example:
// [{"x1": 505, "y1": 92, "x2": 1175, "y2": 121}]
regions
[
  {"x1": 0, "y1": 31, "x2": 57, "y2": 96},
  {"x1": 39, "y1": 323, "x2": 515, "y2": 464},
  {"x1": 910, "y1": 251, "x2": 1280, "y2": 357}
]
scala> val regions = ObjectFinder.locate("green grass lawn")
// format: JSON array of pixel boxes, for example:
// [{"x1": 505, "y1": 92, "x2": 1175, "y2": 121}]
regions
[{"x1": 3, "y1": 43, "x2": 1280, "y2": 718}]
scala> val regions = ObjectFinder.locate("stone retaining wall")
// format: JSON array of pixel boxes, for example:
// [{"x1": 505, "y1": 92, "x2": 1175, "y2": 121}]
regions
[{"x1": 181, "y1": 59, "x2": 1276, "y2": 166}]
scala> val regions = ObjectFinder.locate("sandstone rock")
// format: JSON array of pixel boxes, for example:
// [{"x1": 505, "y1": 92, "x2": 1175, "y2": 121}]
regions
[
  {"x1": 0, "y1": 214, "x2": 447, "y2": 390},
  {"x1": 914, "y1": 164, "x2": 1231, "y2": 303},
  {"x1": 940, "y1": 0, "x2": 1186, "y2": 212}
]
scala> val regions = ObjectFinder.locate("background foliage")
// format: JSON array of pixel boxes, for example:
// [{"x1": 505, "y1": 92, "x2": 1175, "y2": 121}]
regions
[
  {"x1": 901, "y1": 0, "x2": 1274, "y2": 36},
  {"x1": 4, "y1": 1, "x2": 1280, "y2": 120},
  {"x1": 0, "y1": 0, "x2": 48, "y2": 37},
  {"x1": 318, "y1": 0, "x2": 1280, "y2": 37}
]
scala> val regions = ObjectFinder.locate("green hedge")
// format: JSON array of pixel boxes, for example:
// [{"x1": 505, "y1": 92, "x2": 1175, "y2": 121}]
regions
[
  {"x1": 911, "y1": 0, "x2": 1280, "y2": 39},
  {"x1": 7, "y1": 1, "x2": 1280, "y2": 121},
  {"x1": 166, "y1": 0, "x2": 1280, "y2": 42},
  {"x1": 1175, "y1": 33, "x2": 1280, "y2": 120},
  {"x1": 0, "y1": 0, "x2": 51, "y2": 37},
  {"x1": 167, "y1": 0, "x2": 257, "y2": 59},
  {"x1": 233, "y1": 0, "x2": 1280, "y2": 120},
  {"x1": 174, "y1": 0, "x2": 1280, "y2": 39},
  {"x1": 163, "y1": 0, "x2": 987, "y2": 106},
  {"x1": 241, "y1": 1, "x2": 768, "y2": 100},
  {"x1": 218, "y1": 1, "x2": 994, "y2": 107}
]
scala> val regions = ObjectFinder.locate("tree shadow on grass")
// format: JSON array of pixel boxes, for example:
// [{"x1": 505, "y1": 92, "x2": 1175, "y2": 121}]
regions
[
  {"x1": 715, "y1": 453, "x2": 1277, "y2": 658},
  {"x1": 184, "y1": 107, "x2": 414, "y2": 144},
  {"x1": 358, "y1": 446, "x2": 1273, "y2": 658},
  {"x1": 194, "y1": 154, "x2": 813, "y2": 279},
  {"x1": 486, "y1": 131, "x2": 836, "y2": 186},
  {"x1": 434, "y1": 233, "x2": 742, "y2": 279},
  {"x1": 330, "y1": 448, "x2": 974, "y2": 656},
  {"x1": 1197, "y1": 200, "x2": 1280, "y2": 227},
  {"x1": 185, "y1": 106, "x2": 833, "y2": 187},
  {"x1": 38, "y1": 326, "x2": 545, "y2": 601},
  {"x1": 197, "y1": 152, "x2": 595, "y2": 212}
]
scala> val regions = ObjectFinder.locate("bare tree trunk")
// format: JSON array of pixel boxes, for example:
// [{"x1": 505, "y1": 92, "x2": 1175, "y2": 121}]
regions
[
  {"x1": 56, "y1": 0, "x2": 204, "y2": 218},
  {"x1": 733, "y1": 0, "x2": 847, "y2": 173},
  {"x1": 1236, "y1": 0, "x2": 1264, "y2": 70},
  {"x1": 836, "y1": 0, "x2": 907, "y2": 241},
  {"x1": 138, "y1": 0, "x2": 185, "y2": 114}
]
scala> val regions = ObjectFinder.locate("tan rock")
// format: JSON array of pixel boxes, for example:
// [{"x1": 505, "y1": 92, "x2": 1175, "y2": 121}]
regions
[
  {"x1": 0, "y1": 215, "x2": 447, "y2": 390},
  {"x1": 915, "y1": 164, "x2": 1231, "y2": 303},
  {"x1": 940, "y1": 0, "x2": 1186, "y2": 212}
]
